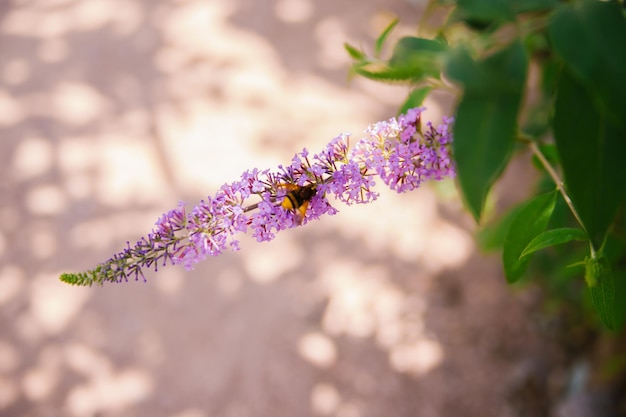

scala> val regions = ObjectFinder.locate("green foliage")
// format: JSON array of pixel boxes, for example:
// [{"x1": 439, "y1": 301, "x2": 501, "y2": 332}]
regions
[
  {"x1": 553, "y1": 69, "x2": 626, "y2": 250},
  {"x1": 346, "y1": 34, "x2": 447, "y2": 83},
  {"x1": 444, "y1": 41, "x2": 527, "y2": 220},
  {"x1": 585, "y1": 255, "x2": 616, "y2": 330},
  {"x1": 375, "y1": 18, "x2": 399, "y2": 56},
  {"x1": 456, "y1": 0, "x2": 558, "y2": 21},
  {"x1": 450, "y1": 0, "x2": 558, "y2": 31},
  {"x1": 520, "y1": 228, "x2": 587, "y2": 259},
  {"x1": 548, "y1": 0, "x2": 626, "y2": 127},
  {"x1": 347, "y1": 0, "x2": 626, "y2": 330},
  {"x1": 344, "y1": 43, "x2": 366, "y2": 60},
  {"x1": 503, "y1": 190, "x2": 557, "y2": 283},
  {"x1": 477, "y1": 203, "x2": 524, "y2": 252},
  {"x1": 398, "y1": 87, "x2": 432, "y2": 115}
]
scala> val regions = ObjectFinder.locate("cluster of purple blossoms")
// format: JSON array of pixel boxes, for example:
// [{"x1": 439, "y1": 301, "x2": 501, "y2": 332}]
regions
[
  {"x1": 60, "y1": 107, "x2": 455, "y2": 286},
  {"x1": 354, "y1": 107, "x2": 454, "y2": 192}
]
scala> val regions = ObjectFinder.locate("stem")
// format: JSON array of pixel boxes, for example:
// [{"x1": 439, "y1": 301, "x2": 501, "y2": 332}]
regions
[
  {"x1": 243, "y1": 202, "x2": 261, "y2": 213},
  {"x1": 528, "y1": 140, "x2": 596, "y2": 258}
]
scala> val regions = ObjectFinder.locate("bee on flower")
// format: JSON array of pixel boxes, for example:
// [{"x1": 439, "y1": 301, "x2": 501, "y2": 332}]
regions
[{"x1": 60, "y1": 108, "x2": 455, "y2": 286}]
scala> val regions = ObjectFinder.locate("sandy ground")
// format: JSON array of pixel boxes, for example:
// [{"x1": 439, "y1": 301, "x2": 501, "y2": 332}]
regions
[{"x1": 0, "y1": 1, "x2": 563, "y2": 416}]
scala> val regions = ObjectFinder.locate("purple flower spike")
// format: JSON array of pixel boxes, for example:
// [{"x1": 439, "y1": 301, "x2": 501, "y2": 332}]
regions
[{"x1": 60, "y1": 108, "x2": 455, "y2": 286}]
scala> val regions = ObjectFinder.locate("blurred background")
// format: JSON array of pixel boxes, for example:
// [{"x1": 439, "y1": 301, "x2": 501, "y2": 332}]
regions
[{"x1": 0, "y1": 0, "x2": 586, "y2": 416}]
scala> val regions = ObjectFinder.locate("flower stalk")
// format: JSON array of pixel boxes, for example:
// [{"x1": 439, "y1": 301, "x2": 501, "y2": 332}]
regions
[{"x1": 60, "y1": 107, "x2": 455, "y2": 286}]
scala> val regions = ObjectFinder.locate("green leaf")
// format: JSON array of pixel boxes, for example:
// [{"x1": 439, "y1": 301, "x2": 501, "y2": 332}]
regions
[
  {"x1": 520, "y1": 228, "x2": 587, "y2": 259},
  {"x1": 477, "y1": 203, "x2": 525, "y2": 252},
  {"x1": 456, "y1": 0, "x2": 515, "y2": 25},
  {"x1": 398, "y1": 87, "x2": 432, "y2": 115},
  {"x1": 445, "y1": 41, "x2": 528, "y2": 221},
  {"x1": 513, "y1": 0, "x2": 557, "y2": 14},
  {"x1": 456, "y1": 0, "x2": 555, "y2": 20},
  {"x1": 375, "y1": 18, "x2": 399, "y2": 57},
  {"x1": 344, "y1": 43, "x2": 366, "y2": 61},
  {"x1": 351, "y1": 37, "x2": 447, "y2": 83},
  {"x1": 553, "y1": 69, "x2": 626, "y2": 250},
  {"x1": 444, "y1": 47, "x2": 486, "y2": 88},
  {"x1": 585, "y1": 255, "x2": 616, "y2": 330},
  {"x1": 457, "y1": 0, "x2": 512, "y2": 18},
  {"x1": 548, "y1": 0, "x2": 626, "y2": 128},
  {"x1": 503, "y1": 190, "x2": 557, "y2": 283},
  {"x1": 352, "y1": 63, "x2": 425, "y2": 83},
  {"x1": 615, "y1": 268, "x2": 626, "y2": 330},
  {"x1": 388, "y1": 37, "x2": 448, "y2": 80}
]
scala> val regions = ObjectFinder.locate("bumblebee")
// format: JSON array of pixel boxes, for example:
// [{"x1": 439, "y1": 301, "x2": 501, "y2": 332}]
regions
[{"x1": 280, "y1": 183, "x2": 317, "y2": 225}]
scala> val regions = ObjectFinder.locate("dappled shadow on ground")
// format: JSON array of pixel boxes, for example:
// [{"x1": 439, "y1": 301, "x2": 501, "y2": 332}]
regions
[{"x1": 0, "y1": 1, "x2": 595, "y2": 416}]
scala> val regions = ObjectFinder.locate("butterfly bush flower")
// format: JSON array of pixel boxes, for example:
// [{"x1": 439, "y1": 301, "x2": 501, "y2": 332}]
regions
[{"x1": 60, "y1": 107, "x2": 455, "y2": 286}]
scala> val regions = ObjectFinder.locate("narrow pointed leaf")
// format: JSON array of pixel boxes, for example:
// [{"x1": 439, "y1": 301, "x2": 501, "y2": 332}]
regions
[
  {"x1": 445, "y1": 40, "x2": 527, "y2": 221},
  {"x1": 503, "y1": 190, "x2": 557, "y2": 283},
  {"x1": 398, "y1": 87, "x2": 431, "y2": 115},
  {"x1": 585, "y1": 255, "x2": 616, "y2": 330},
  {"x1": 375, "y1": 19, "x2": 399, "y2": 56},
  {"x1": 344, "y1": 43, "x2": 366, "y2": 60},
  {"x1": 520, "y1": 228, "x2": 587, "y2": 259},
  {"x1": 352, "y1": 64, "x2": 426, "y2": 82}
]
